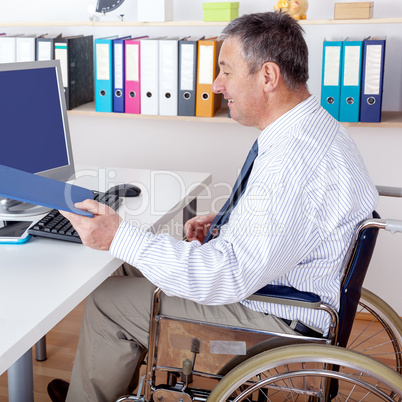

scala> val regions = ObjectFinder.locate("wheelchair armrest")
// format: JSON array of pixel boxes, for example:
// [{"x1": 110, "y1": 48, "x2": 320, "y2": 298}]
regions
[
  {"x1": 376, "y1": 185, "x2": 402, "y2": 198},
  {"x1": 247, "y1": 284, "x2": 322, "y2": 309}
]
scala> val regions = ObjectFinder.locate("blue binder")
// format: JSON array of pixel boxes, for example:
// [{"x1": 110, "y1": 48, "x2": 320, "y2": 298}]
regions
[
  {"x1": 112, "y1": 36, "x2": 131, "y2": 113},
  {"x1": 321, "y1": 40, "x2": 343, "y2": 120},
  {"x1": 0, "y1": 165, "x2": 94, "y2": 217},
  {"x1": 94, "y1": 36, "x2": 117, "y2": 113},
  {"x1": 360, "y1": 37, "x2": 386, "y2": 123},
  {"x1": 339, "y1": 39, "x2": 363, "y2": 122}
]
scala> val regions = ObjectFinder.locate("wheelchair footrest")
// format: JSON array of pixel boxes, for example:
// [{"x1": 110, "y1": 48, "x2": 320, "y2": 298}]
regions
[{"x1": 153, "y1": 388, "x2": 192, "y2": 402}]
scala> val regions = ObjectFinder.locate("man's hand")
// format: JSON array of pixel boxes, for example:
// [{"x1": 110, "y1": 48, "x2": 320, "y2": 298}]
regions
[
  {"x1": 184, "y1": 213, "x2": 217, "y2": 243},
  {"x1": 59, "y1": 199, "x2": 122, "y2": 250}
]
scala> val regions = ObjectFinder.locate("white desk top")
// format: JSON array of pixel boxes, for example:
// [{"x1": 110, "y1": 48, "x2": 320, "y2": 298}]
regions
[{"x1": 0, "y1": 167, "x2": 211, "y2": 375}]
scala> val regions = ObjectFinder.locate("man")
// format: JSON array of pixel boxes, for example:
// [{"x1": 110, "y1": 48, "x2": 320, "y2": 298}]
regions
[{"x1": 48, "y1": 11, "x2": 378, "y2": 402}]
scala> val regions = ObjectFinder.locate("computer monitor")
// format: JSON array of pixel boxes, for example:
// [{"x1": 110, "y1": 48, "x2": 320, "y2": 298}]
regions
[{"x1": 0, "y1": 60, "x2": 75, "y2": 216}]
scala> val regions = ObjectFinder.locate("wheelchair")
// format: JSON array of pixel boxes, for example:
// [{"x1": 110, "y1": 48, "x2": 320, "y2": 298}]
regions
[{"x1": 117, "y1": 186, "x2": 402, "y2": 401}]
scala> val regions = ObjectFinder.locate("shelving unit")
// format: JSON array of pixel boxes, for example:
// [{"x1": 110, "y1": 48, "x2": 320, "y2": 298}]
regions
[{"x1": 2, "y1": 17, "x2": 401, "y2": 127}]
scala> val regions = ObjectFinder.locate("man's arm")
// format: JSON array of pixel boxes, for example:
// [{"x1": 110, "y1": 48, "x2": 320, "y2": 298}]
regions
[{"x1": 59, "y1": 199, "x2": 122, "y2": 250}]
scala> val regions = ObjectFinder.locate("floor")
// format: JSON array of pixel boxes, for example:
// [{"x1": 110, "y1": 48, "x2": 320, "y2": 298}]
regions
[{"x1": 0, "y1": 301, "x2": 84, "y2": 402}]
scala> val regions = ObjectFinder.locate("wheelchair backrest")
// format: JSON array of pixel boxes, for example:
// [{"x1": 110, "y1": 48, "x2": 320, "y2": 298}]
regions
[{"x1": 336, "y1": 211, "x2": 380, "y2": 348}]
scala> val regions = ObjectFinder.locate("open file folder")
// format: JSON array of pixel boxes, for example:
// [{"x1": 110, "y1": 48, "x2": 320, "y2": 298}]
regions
[{"x1": 0, "y1": 165, "x2": 94, "y2": 217}]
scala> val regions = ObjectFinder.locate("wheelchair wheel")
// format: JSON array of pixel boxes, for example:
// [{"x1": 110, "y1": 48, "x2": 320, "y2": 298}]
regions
[
  {"x1": 349, "y1": 288, "x2": 402, "y2": 373},
  {"x1": 207, "y1": 344, "x2": 402, "y2": 401}
]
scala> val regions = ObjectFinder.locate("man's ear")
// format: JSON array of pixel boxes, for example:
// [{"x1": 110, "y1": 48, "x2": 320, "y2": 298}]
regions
[{"x1": 262, "y1": 62, "x2": 281, "y2": 92}]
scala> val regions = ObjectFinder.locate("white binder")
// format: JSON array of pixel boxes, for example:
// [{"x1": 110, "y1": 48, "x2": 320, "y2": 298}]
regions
[
  {"x1": 159, "y1": 37, "x2": 180, "y2": 116},
  {"x1": 140, "y1": 37, "x2": 164, "y2": 115}
]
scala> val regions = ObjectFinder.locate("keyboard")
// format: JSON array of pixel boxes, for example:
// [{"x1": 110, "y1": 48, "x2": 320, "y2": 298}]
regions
[{"x1": 28, "y1": 191, "x2": 122, "y2": 243}]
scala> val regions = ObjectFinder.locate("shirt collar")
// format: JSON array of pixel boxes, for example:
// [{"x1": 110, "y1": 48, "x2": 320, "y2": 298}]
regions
[{"x1": 257, "y1": 95, "x2": 319, "y2": 152}]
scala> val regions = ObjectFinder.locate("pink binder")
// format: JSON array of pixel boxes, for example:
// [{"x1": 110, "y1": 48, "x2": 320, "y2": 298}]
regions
[{"x1": 125, "y1": 36, "x2": 147, "y2": 114}]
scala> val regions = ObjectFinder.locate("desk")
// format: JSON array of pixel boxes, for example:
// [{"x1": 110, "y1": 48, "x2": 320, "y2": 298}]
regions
[{"x1": 0, "y1": 167, "x2": 211, "y2": 401}]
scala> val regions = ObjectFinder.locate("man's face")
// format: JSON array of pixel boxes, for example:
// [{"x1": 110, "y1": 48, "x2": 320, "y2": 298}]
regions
[{"x1": 212, "y1": 38, "x2": 265, "y2": 129}]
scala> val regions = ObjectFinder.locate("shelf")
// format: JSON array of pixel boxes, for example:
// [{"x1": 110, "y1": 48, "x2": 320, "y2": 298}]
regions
[
  {"x1": 342, "y1": 112, "x2": 402, "y2": 128},
  {"x1": 299, "y1": 17, "x2": 402, "y2": 25},
  {"x1": 1, "y1": 18, "x2": 402, "y2": 28},
  {"x1": 68, "y1": 103, "x2": 402, "y2": 127},
  {"x1": 68, "y1": 102, "x2": 236, "y2": 123}
]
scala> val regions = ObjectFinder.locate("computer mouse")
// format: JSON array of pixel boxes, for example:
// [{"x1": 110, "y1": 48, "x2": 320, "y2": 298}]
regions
[{"x1": 106, "y1": 183, "x2": 141, "y2": 197}]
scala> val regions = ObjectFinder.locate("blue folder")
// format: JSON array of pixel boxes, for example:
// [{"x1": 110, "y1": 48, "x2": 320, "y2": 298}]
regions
[
  {"x1": 321, "y1": 40, "x2": 343, "y2": 120},
  {"x1": 94, "y1": 36, "x2": 118, "y2": 113},
  {"x1": 339, "y1": 39, "x2": 363, "y2": 123},
  {"x1": 360, "y1": 37, "x2": 386, "y2": 123},
  {"x1": 0, "y1": 165, "x2": 94, "y2": 217},
  {"x1": 113, "y1": 36, "x2": 131, "y2": 113}
]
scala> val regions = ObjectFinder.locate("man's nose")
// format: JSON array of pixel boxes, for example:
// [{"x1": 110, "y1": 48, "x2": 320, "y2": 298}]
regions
[{"x1": 212, "y1": 75, "x2": 223, "y2": 94}]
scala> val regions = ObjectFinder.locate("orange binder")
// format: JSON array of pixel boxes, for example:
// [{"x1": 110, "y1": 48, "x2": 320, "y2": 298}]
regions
[{"x1": 195, "y1": 37, "x2": 222, "y2": 117}]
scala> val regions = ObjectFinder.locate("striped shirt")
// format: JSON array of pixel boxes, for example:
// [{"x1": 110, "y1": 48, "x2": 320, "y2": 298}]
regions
[{"x1": 110, "y1": 95, "x2": 378, "y2": 334}]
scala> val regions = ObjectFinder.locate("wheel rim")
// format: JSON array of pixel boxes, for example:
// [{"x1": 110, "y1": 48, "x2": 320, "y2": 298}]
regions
[
  {"x1": 232, "y1": 369, "x2": 397, "y2": 401},
  {"x1": 348, "y1": 288, "x2": 402, "y2": 374},
  {"x1": 207, "y1": 344, "x2": 402, "y2": 401}
]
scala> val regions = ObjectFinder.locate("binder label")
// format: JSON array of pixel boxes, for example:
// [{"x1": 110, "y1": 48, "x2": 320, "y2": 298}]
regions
[
  {"x1": 199, "y1": 45, "x2": 214, "y2": 85},
  {"x1": 364, "y1": 45, "x2": 382, "y2": 95},
  {"x1": 37, "y1": 41, "x2": 52, "y2": 61},
  {"x1": 160, "y1": 41, "x2": 176, "y2": 91},
  {"x1": 126, "y1": 44, "x2": 139, "y2": 81},
  {"x1": 343, "y1": 46, "x2": 360, "y2": 86},
  {"x1": 96, "y1": 43, "x2": 110, "y2": 81},
  {"x1": 114, "y1": 43, "x2": 124, "y2": 89},
  {"x1": 324, "y1": 46, "x2": 341, "y2": 86},
  {"x1": 55, "y1": 44, "x2": 68, "y2": 87},
  {"x1": 0, "y1": 38, "x2": 16, "y2": 63},
  {"x1": 17, "y1": 38, "x2": 35, "y2": 62},
  {"x1": 180, "y1": 44, "x2": 195, "y2": 91}
]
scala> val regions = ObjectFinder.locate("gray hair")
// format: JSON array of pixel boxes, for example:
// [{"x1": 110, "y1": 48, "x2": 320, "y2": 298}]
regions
[{"x1": 219, "y1": 12, "x2": 309, "y2": 90}]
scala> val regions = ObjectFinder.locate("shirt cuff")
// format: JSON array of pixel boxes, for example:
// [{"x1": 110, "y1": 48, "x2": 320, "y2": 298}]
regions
[{"x1": 110, "y1": 220, "x2": 155, "y2": 266}]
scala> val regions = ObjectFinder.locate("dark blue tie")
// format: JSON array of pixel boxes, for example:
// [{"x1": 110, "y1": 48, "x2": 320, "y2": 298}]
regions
[{"x1": 203, "y1": 139, "x2": 259, "y2": 243}]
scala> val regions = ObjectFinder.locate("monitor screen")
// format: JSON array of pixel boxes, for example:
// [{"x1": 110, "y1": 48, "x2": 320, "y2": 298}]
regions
[
  {"x1": 0, "y1": 60, "x2": 74, "y2": 179},
  {"x1": 0, "y1": 60, "x2": 75, "y2": 215}
]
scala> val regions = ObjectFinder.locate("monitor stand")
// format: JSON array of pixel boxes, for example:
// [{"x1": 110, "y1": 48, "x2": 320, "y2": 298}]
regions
[{"x1": 0, "y1": 197, "x2": 51, "y2": 217}]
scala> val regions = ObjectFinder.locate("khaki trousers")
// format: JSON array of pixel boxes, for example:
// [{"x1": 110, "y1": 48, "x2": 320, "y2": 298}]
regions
[{"x1": 66, "y1": 264, "x2": 297, "y2": 402}]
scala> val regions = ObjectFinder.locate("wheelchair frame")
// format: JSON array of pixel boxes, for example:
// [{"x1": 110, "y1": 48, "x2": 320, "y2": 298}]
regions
[{"x1": 117, "y1": 186, "x2": 402, "y2": 401}]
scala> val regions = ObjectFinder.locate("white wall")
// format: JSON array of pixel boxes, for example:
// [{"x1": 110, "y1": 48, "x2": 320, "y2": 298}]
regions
[
  {"x1": 2, "y1": 0, "x2": 402, "y2": 22},
  {"x1": 2, "y1": 0, "x2": 402, "y2": 313}
]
